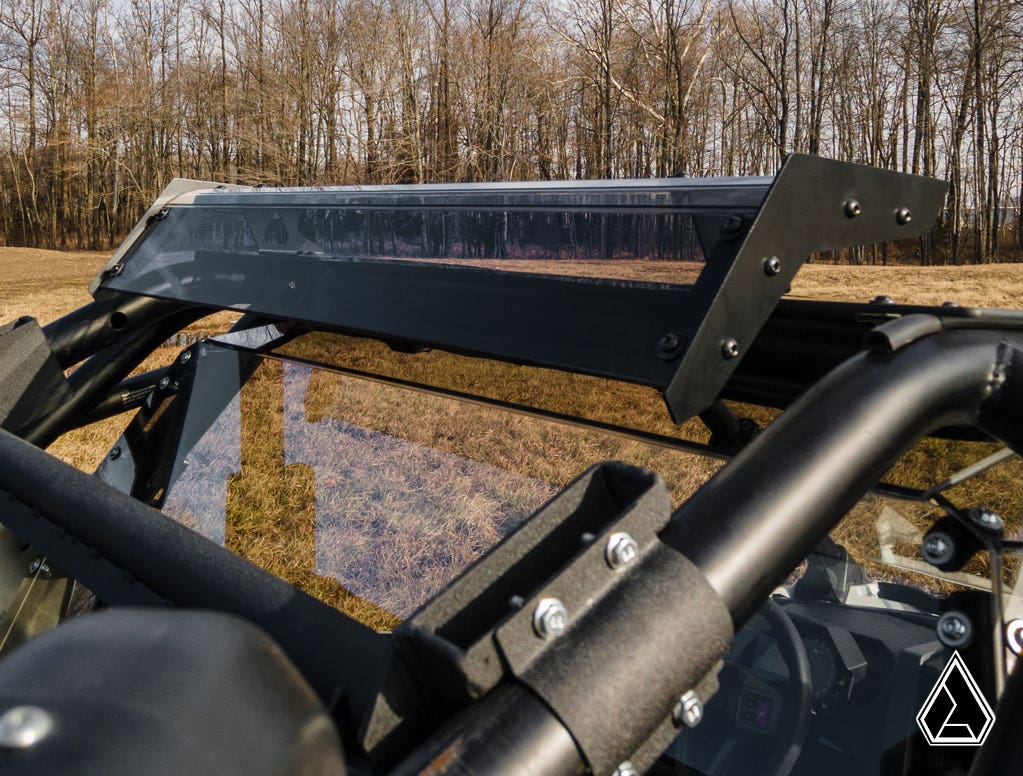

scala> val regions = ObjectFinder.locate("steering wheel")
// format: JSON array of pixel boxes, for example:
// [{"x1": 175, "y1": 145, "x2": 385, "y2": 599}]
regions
[{"x1": 662, "y1": 596, "x2": 813, "y2": 776}]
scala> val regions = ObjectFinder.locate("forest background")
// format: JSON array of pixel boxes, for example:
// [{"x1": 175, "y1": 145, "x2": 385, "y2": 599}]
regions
[{"x1": 0, "y1": 0, "x2": 1019, "y2": 264}]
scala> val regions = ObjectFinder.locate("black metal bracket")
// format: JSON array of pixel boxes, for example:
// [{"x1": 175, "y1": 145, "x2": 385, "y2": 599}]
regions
[{"x1": 664, "y1": 154, "x2": 948, "y2": 421}]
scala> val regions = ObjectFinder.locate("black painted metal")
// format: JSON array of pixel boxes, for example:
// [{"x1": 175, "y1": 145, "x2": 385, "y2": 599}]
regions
[
  {"x1": 42, "y1": 293, "x2": 186, "y2": 368},
  {"x1": 663, "y1": 329, "x2": 1023, "y2": 626},
  {"x1": 23, "y1": 308, "x2": 205, "y2": 448}
]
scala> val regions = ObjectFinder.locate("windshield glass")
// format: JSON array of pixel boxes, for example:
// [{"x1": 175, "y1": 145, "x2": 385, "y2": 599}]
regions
[{"x1": 156, "y1": 341, "x2": 723, "y2": 627}]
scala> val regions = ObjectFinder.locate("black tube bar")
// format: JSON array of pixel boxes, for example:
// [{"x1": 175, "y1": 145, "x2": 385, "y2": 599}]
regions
[
  {"x1": 74, "y1": 366, "x2": 174, "y2": 428},
  {"x1": 663, "y1": 329, "x2": 1023, "y2": 625},
  {"x1": 25, "y1": 308, "x2": 206, "y2": 448},
  {"x1": 42, "y1": 294, "x2": 189, "y2": 369}
]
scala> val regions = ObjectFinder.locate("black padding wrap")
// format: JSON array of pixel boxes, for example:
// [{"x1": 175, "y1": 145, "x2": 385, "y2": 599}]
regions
[
  {"x1": 520, "y1": 544, "x2": 732, "y2": 776},
  {"x1": 0, "y1": 609, "x2": 346, "y2": 775},
  {"x1": 0, "y1": 317, "x2": 70, "y2": 435}
]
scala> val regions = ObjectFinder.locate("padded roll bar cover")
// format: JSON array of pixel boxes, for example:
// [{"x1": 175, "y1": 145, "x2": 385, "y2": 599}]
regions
[
  {"x1": 0, "y1": 609, "x2": 346, "y2": 776},
  {"x1": 0, "y1": 317, "x2": 71, "y2": 435}
]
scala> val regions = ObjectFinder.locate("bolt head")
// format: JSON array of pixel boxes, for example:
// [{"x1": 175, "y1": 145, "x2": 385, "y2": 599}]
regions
[
  {"x1": 673, "y1": 690, "x2": 703, "y2": 728},
  {"x1": 719, "y1": 215, "x2": 744, "y2": 236},
  {"x1": 109, "y1": 446, "x2": 122, "y2": 461},
  {"x1": 971, "y1": 508, "x2": 1003, "y2": 530},
  {"x1": 1007, "y1": 619, "x2": 1023, "y2": 656},
  {"x1": 613, "y1": 762, "x2": 638, "y2": 776},
  {"x1": 0, "y1": 706, "x2": 54, "y2": 749},
  {"x1": 921, "y1": 532, "x2": 954, "y2": 566},
  {"x1": 179, "y1": 350, "x2": 192, "y2": 364},
  {"x1": 937, "y1": 611, "x2": 973, "y2": 648},
  {"x1": 532, "y1": 598, "x2": 568, "y2": 639},
  {"x1": 721, "y1": 338, "x2": 740, "y2": 360},
  {"x1": 763, "y1": 256, "x2": 782, "y2": 276},
  {"x1": 895, "y1": 207, "x2": 912, "y2": 225},
  {"x1": 605, "y1": 532, "x2": 639, "y2": 570},
  {"x1": 660, "y1": 333, "x2": 680, "y2": 351},
  {"x1": 871, "y1": 295, "x2": 894, "y2": 305},
  {"x1": 843, "y1": 199, "x2": 862, "y2": 218},
  {"x1": 158, "y1": 376, "x2": 171, "y2": 390}
]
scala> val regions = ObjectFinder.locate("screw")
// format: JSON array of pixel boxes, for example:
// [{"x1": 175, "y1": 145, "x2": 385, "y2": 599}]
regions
[
  {"x1": 721, "y1": 338, "x2": 740, "y2": 360},
  {"x1": 1007, "y1": 619, "x2": 1023, "y2": 656},
  {"x1": 763, "y1": 256, "x2": 782, "y2": 276},
  {"x1": 657, "y1": 332, "x2": 685, "y2": 360},
  {"x1": 0, "y1": 706, "x2": 54, "y2": 749},
  {"x1": 613, "y1": 762, "x2": 638, "y2": 776},
  {"x1": 921, "y1": 532, "x2": 955, "y2": 567},
  {"x1": 937, "y1": 611, "x2": 973, "y2": 648},
  {"x1": 673, "y1": 690, "x2": 703, "y2": 728},
  {"x1": 719, "y1": 215, "x2": 745, "y2": 238},
  {"x1": 106, "y1": 263, "x2": 124, "y2": 278},
  {"x1": 605, "y1": 532, "x2": 640, "y2": 570},
  {"x1": 179, "y1": 350, "x2": 192, "y2": 364},
  {"x1": 843, "y1": 199, "x2": 862, "y2": 218},
  {"x1": 871, "y1": 295, "x2": 894, "y2": 304},
  {"x1": 158, "y1": 376, "x2": 171, "y2": 390},
  {"x1": 109, "y1": 446, "x2": 122, "y2": 461},
  {"x1": 532, "y1": 598, "x2": 568, "y2": 639},
  {"x1": 895, "y1": 207, "x2": 912, "y2": 225}
]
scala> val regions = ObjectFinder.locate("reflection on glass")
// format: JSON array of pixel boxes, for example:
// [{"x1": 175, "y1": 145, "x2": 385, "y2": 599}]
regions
[{"x1": 160, "y1": 344, "x2": 723, "y2": 626}]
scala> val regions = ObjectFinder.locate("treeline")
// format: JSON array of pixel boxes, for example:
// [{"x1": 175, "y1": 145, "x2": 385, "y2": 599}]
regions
[{"x1": 0, "y1": 0, "x2": 1020, "y2": 263}]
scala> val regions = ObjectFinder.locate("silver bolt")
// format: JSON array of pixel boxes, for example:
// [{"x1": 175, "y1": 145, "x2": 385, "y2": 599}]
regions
[
  {"x1": 158, "y1": 376, "x2": 171, "y2": 390},
  {"x1": 895, "y1": 207, "x2": 912, "y2": 225},
  {"x1": 921, "y1": 532, "x2": 954, "y2": 566},
  {"x1": 763, "y1": 256, "x2": 782, "y2": 276},
  {"x1": 721, "y1": 338, "x2": 740, "y2": 360},
  {"x1": 605, "y1": 532, "x2": 640, "y2": 570},
  {"x1": 972, "y1": 508, "x2": 1003, "y2": 530},
  {"x1": 843, "y1": 199, "x2": 862, "y2": 218},
  {"x1": 937, "y1": 611, "x2": 973, "y2": 648},
  {"x1": 532, "y1": 598, "x2": 568, "y2": 639},
  {"x1": 673, "y1": 690, "x2": 703, "y2": 728},
  {"x1": 613, "y1": 762, "x2": 638, "y2": 776},
  {"x1": 109, "y1": 446, "x2": 122, "y2": 460},
  {"x1": 179, "y1": 350, "x2": 192, "y2": 364},
  {"x1": 1006, "y1": 619, "x2": 1023, "y2": 656},
  {"x1": 0, "y1": 706, "x2": 54, "y2": 749}
]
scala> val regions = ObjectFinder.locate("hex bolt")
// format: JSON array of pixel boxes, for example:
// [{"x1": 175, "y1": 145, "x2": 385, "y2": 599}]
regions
[
  {"x1": 763, "y1": 256, "x2": 782, "y2": 276},
  {"x1": 179, "y1": 350, "x2": 192, "y2": 364},
  {"x1": 605, "y1": 532, "x2": 640, "y2": 570},
  {"x1": 532, "y1": 598, "x2": 568, "y2": 639},
  {"x1": 673, "y1": 690, "x2": 703, "y2": 728},
  {"x1": 721, "y1": 338, "x2": 740, "y2": 360},
  {"x1": 937, "y1": 611, "x2": 973, "y2": 648},
  {"x1": 1006, "y1": 619, "x2": 1023, "y2": 657},
  {"x1": 0, "y1": 706, "x2": 54, "y2": 749},
  {"x1": 843, "y1": 199, "x2": 862, "y2": 218},
  {"x1": 895, "y1": 207, "x2": 912, "y2": 225},
  {"x1": 109, "y1": 446, "x2": 122, "y2": 461},
  {"x1": 921, "y1": 532, "x2": 955, "y2": 567},
  {"x1": 613, "y1": 762, "x2": 638, "y2": 776}
]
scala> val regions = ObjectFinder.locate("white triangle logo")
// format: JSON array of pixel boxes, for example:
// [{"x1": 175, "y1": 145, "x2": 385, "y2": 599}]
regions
[{"x1": 916, "y1": 651, "x2": 995, "y2": 746}]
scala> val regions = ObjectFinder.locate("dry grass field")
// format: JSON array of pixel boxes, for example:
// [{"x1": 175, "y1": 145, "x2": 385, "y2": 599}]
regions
[{"x1": 3, "y1": 247, "x2": 1022, "y2": 624}]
